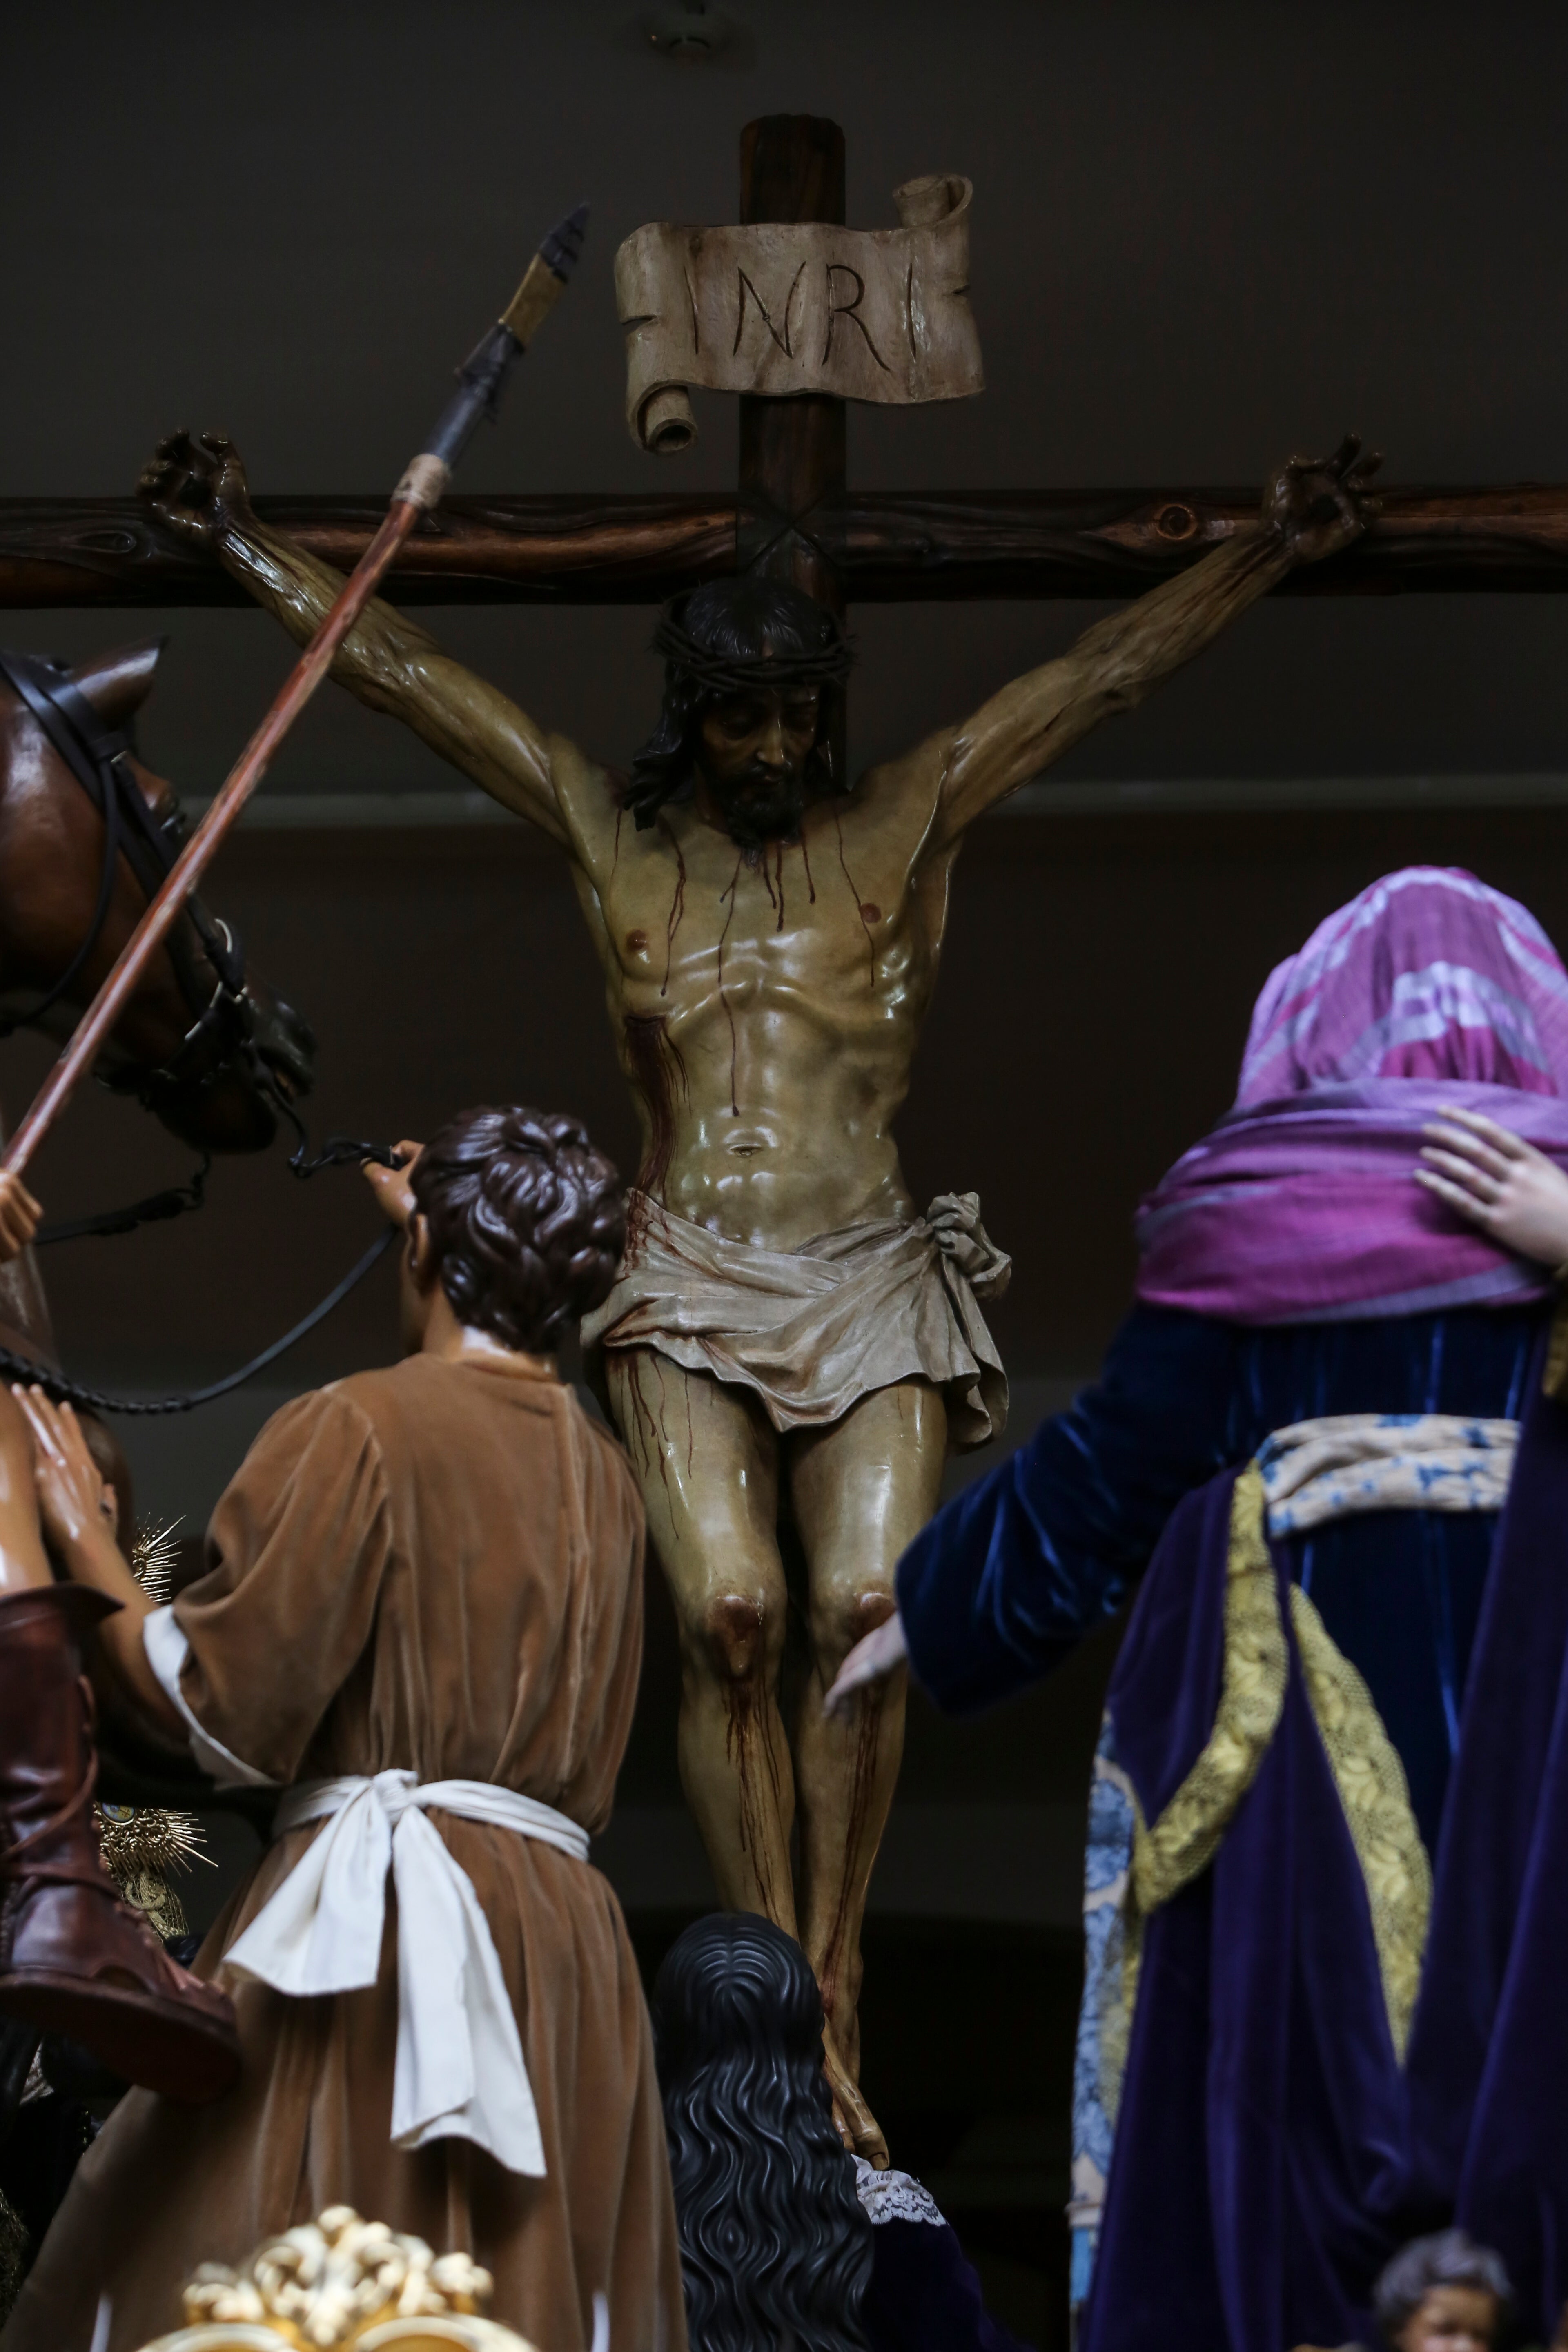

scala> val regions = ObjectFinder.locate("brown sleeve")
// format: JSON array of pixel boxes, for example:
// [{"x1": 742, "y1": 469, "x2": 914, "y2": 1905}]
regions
[{"x1": 172, "y1": 1387, "x2": 392, "y2": 1784}]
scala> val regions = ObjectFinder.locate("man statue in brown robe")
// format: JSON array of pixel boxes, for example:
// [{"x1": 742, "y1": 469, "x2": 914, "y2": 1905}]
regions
[
  {"x1": 138, "y1": 426, "x2": 1379, "y2": 2158},
  {"x1": 0, "y1": 1109, "x2": 687, "y2": 2352}
]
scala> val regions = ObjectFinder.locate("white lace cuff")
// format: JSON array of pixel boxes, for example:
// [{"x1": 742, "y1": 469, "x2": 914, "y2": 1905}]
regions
[
  {"x1": 854, "y1": 2157, "x2": 945, "y2": 2227},
  {"x1": 142, "y1": 1606, "x2": 276, "y2": 1789}
]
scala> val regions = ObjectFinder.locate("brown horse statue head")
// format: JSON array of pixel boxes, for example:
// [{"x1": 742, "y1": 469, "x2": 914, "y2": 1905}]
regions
[{"x1": 0, "y1": 637, "x2": 315, "y2": 1154}]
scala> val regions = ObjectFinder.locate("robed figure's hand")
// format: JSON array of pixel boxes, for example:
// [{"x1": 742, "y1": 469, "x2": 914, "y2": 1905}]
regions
[
  {"x1": 139, "y1": 429, "x2": 258, "y2": 553},
  {"x1": 822, "y1": 1610, "x2": 909, "y2": 1720},
  {"x1": 1261, "y1": 432, "x2": 1382, "y2": 566},
  {"x1": 1417, "y1": 1107, "x2": 1568, "y2": 1267}
]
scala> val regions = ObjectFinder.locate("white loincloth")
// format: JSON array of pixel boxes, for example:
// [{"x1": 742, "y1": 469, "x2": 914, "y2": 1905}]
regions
[{"x1": 582, "y1": 1190, "x2": 1009, "y2": 1448}]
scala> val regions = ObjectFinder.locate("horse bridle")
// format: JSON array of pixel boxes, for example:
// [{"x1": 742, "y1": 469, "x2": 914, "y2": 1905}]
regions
[
  {"x1": 0, "y1": 649, "x2": 408, "y2": 1404},
  {"x1": 0, "y1": 648, "x2": 255, "y2": 1119}
]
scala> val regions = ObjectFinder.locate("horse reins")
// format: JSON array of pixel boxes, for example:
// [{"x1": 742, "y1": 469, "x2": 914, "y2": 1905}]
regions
[
  {"x1": 0, "y1": 1137, "x2": 408, "y2": 1414},
  {"x1": 0, "y1": 1221, "x2": 400, "y2": 1417}
]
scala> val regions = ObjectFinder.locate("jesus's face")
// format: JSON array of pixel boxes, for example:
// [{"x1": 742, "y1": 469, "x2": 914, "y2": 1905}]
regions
[{"x1": 695, "y1": 685, "x2": 822, "y2": 850}]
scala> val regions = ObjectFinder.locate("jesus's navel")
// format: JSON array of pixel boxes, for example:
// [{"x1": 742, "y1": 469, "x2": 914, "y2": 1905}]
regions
[{"x1": 726, "y1": 1128, "x2": 771, "y2": 1159}]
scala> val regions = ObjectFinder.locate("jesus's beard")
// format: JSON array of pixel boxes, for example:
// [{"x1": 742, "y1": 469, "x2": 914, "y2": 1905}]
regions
[{"x1": 711, "y1": 761, "x2": 808, "y2": 854}]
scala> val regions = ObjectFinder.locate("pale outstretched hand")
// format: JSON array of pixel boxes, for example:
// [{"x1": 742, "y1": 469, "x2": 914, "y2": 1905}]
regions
[
  {"x1": 0, "y1": 1172, "x2": 42, "y2": 1264},
  {"x1": 1415, "y1": 1107, "x2": 1568, "y2": 1266},
  {"x1": 12, "y1": 1387, "x2": 116, "y2": 1550},
  {"x1": 823, "y1": 1610, "x2": 909, "y2": 1720}
]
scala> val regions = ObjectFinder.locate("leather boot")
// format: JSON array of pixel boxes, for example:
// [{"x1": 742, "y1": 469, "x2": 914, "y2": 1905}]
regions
[{"x1": 0, "y1": 1584, "x2": 238, "y2": 2103}]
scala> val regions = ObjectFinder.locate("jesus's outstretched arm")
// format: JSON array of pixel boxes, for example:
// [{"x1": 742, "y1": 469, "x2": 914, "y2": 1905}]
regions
[
  {"x1": 923, "y1": 435, "x2": 1381, "y2": 849},
  {"x1": 139, "y1": 431, "x2": 573, "y2": 849}
]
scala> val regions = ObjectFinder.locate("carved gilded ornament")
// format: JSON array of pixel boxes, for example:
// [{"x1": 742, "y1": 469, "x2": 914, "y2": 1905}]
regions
[{"x1": 134, "y1": 2208, "x2": 539, "y2": 2352}]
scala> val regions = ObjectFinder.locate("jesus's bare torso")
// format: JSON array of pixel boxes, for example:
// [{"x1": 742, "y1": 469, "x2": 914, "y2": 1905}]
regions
[{"x1": 554, "y1": 737, "x2": 950, "y2": 1250}]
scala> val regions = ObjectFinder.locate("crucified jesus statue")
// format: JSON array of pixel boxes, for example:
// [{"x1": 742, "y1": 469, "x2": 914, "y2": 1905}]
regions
[{"x1": 139, "y1": 427, "x2": 1378, "y2": 2160}]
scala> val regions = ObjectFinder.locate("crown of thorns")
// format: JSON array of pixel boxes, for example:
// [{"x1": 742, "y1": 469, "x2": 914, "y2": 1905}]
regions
[{"x1": 652, "y1": 606, "x2": 856, "y2": 695}]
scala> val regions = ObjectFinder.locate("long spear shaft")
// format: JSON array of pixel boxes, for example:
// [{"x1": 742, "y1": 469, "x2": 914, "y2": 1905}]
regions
[{"x1": 2, "y1": 205, "x2": 587, "y2": 1181}]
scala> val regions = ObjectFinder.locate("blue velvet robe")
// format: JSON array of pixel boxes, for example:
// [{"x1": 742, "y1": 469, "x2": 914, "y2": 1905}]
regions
[{"x1": 895, "y1": 1302, "x2": 1544, "y2": 1849}]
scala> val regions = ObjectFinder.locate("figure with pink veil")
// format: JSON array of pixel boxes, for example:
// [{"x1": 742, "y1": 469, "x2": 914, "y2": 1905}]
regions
[{"x1": 828, "y1": 866, "x2": 1568, "y2": 2352}]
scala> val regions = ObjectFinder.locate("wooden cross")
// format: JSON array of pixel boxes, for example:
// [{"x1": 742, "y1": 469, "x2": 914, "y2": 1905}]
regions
[
  {"x1": 734, "y1": 114, "x2": 848, "y2": 622},
  {"x1": 4, "y1": 112, "x2": 1568, "y2": 617}
]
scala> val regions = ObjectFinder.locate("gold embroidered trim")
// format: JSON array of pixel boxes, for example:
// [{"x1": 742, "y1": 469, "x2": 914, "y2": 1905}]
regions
[
  {"x1": 1288, "y1": 1584, "x2": 1432, "y2": 2057},
  {"x1": 1130, "y1": 1464, "x2": 1289, "y2": 1915},
  {"x1": 1544, "y1": 1291, "x2": 1568, "y2": 1401},
  {"x1": 1102, "y1": 1465, "x2": 1291, "y2": 2123},
  {"x1": 1110, "y1": 1461, "x2": 1432, "y2": 2090}
]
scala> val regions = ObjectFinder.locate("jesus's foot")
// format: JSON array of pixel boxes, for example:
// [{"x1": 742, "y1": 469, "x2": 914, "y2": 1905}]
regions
[{"x1": 823, "y1": 2020, "x2": 889, "y2": 2168}]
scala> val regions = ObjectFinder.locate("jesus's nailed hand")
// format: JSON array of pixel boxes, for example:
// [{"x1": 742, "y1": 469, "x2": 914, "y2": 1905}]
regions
[
  {"x1": 823, "y1": 1610, "x2": 910, "y2": 1719},
  {"x1": 138, "y1": 428, "x2": 256, "y2": 552},
  {"x1": 1261, "y1": 432, "x2": 1382, "y2": 566}
]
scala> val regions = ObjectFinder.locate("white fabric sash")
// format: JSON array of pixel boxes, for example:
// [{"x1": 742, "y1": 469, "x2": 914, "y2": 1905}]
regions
[
  {"x1": 1258, "y1": 1412, "x2": 1519, "y2": 1537},
  {"x1": 224, "y1": 1770, "x2": 589, "y2": 2176}
]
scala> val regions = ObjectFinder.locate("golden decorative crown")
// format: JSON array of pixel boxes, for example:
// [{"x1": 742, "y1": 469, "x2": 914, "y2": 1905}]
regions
[{"x1": 135, "y1": 2206, "x2": 539, "y2": 2352}]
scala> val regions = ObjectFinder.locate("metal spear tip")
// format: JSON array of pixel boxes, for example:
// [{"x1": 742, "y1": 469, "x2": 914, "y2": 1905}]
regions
[{"x1": 539, "y1": 203, "x2": 590, "y2": 282}]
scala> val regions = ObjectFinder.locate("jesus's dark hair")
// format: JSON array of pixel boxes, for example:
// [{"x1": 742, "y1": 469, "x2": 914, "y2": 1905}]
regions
[
  {"x1": 652, "y1": 1912, "x2": 872, "y2": 2352},
  {"x1": 625, "y1": 575, "x2": 854, "y2": 829},
  {"x1": 409, "y1": 1105, "x2": 625, "y2": 1356}
]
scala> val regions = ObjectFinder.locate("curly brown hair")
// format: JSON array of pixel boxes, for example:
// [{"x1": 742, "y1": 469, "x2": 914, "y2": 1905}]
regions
[{"x1": 408, "y1": 1106, "x2": 625, "y2": 1356}]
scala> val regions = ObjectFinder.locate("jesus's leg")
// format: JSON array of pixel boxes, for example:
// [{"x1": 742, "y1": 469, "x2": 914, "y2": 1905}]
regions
[
  {"x1": 787, "y1": 1378, "x2": 948, "y2": 2109},
  {"x1": 605, "y1": 1348, "x2": 797, "y2": 1933}
]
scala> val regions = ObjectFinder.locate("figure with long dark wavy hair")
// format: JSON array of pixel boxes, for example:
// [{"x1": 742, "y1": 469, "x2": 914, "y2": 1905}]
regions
[
  {"x1": 654, "y1": 1911, "x2": 873, "y2": 2352},
  {"x1": 143, "y1": 419, "x2": 1378, "y2": 2159},
  {"x1": 654, "y1": 1913, "x2": 1034, "y2": 2352}
]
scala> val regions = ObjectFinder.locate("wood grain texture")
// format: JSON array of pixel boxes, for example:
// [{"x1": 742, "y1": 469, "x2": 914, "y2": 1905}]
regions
[
  {"x1": 5, "y1": 483, "x2": 1568, "y2": 607},
  {"x1": 737, "y1": 113, "x2": 848, "y2": 619}
]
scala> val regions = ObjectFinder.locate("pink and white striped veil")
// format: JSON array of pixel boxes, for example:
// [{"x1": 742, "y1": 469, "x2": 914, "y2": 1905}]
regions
[
  {"x1": 1135, "y1": 869, "x2": 1568, "y2": 1324},
  {"x1": 1237, "y1": 867, "x2": 1568, "y2": 1103}
]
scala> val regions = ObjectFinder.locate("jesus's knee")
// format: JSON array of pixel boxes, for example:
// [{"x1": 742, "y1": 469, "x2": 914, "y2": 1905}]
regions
[
  {"x1": 682, "y1": 1585, "x2": 785, "y2": 1690},
  {"x1": 809, "y1": 1579, "x2": 898, "y2": 1680}
]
